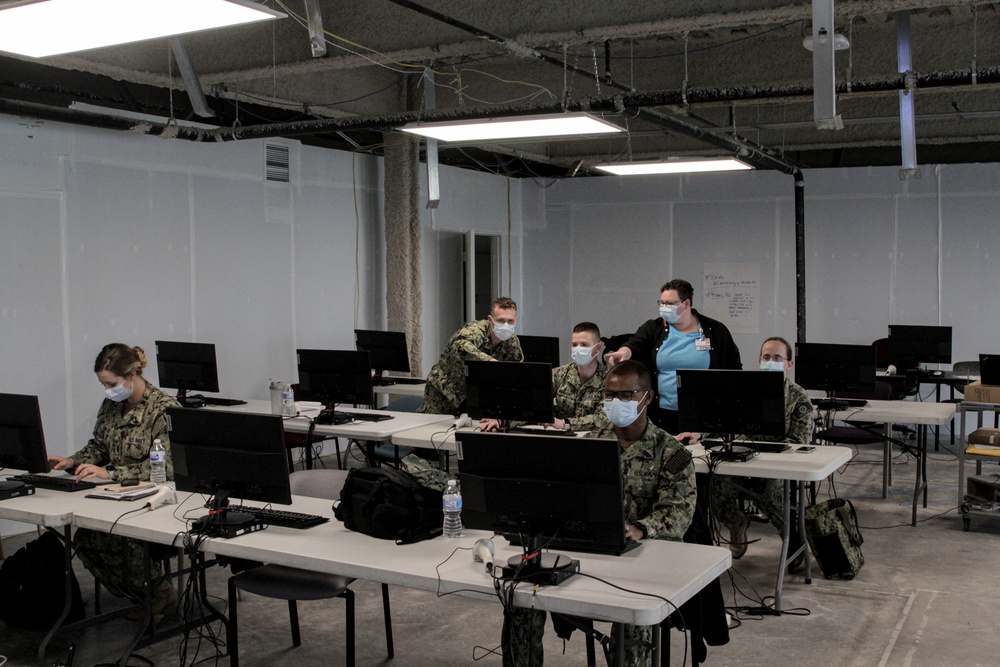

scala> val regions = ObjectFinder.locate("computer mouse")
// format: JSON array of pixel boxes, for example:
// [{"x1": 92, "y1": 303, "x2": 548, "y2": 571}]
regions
[{"x1": 932, "y1": 370, "x2": 943, "y2": 377}]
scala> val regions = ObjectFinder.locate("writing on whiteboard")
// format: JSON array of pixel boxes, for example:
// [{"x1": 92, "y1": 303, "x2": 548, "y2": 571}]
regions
[{"x1": 702, "y1": 264, "x2": 760, "y2": 334}]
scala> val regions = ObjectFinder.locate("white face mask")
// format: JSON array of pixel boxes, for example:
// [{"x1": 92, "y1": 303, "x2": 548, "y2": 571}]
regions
[
  {"x1": 571, "y1": 346, "x2": 596, "y2": 367},
  {"x1": 105, "y1": 376, "x2": 133, "y2": 403},
  {"x1": 659, "y1": 305, "x2": 680, "y2": 325},
  {"x1": 492, "y1": 321, "x2": 515, "y2": 341},
  {"x1": 760, "y1": 360, "x2": 786, "y2": 373},
  {"x1": 603, "y1": 392, "x2": 647, "y2": 428}
]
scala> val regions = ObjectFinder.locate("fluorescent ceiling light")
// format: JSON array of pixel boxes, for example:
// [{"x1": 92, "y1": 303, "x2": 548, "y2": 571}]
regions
[
  {"x1": 400, "y1": 113, "x2": 624, "y2": 143},
  {"x1": 802, "y1": 33, "x2": 851, "y2": 51},
  {"x1": 0, "y1": 0, "x2": 283, "y2": 58},
  {"x1": 594, "y1": 158, "x2": 754, "y2": 175}
]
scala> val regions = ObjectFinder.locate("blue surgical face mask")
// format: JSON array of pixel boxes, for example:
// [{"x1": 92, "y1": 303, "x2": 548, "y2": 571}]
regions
[
  {"x1": 571, "y1": 346, "x2": 596, "y2": 367},
  {"x1": 105, "y1": 376, "x2": 133, "y2": 403},
  {"x1": 603, "y1": 392, "x2": 648, "y2": 428},
  {"x1": 492, "y1": 321, "x2": 515, "y2": 341},
  {"x1": 760, "y1": 360, "x2": 786, "y2": 373},
  {"x1": 659, "y1": 305, "x2": 680, "y2": 325}
]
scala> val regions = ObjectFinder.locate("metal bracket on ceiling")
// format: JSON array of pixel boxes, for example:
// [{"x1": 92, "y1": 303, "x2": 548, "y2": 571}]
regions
[
  {"x1": 168, "y1": 37, "x2": 213, "y2": 119},
  {"x1": 811, "y1": 0, "x2": 843, "y2": 130},
  {"x1": 303, "y1": 0, "x2": 327, "y2": 58}
]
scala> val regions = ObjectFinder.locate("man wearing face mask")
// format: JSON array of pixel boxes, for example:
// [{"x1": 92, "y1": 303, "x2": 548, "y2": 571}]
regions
[
  {"x1": 47, "y1": 343, "x2": 180, "y2": 620},
  {"x1": 505, "y1": 360, "x2": 695, "y2": 667},
  {"x1": 700, "y1": 336, "x2": 813, "y2": 559},
  {"x1": 605, "y1": 279, "x2": 741, "y2": 435},
  {"x1": 543, "y1": 321, "x2": 609, "y2": 432},
  {"x1": 417, "y1": 296, "x2": 524, "y2": 416}
]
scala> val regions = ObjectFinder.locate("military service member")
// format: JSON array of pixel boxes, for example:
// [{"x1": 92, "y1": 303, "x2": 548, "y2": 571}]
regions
[
  {"x1": 505, "y1": 360, "x2": 696, "y2": 667},
  {"x1": 48, "y1": 343, "x2": 180, "y2": 619},
  {"x1": 417, "y1": 296, "x2": 523, "y2": 416},
  {"x1": 545, "y1": 321, "x2": 608, "y2": 432}
]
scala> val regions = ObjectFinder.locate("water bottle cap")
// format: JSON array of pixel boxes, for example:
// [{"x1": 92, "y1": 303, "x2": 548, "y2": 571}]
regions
[{"x1": 447, "y1": 479, "x2": 458, "y2": 485}]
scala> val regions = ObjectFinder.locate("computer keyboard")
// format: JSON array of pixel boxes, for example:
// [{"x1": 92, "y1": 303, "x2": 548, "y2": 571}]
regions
[
  {"x1": 226, "y1": 505, "x2": 329, "y2": 529},
  {"x1": 373, "y1": 377, "x2": 425, "y2": 386},
  {"x1": 811, "y1": 397, "x2": 869, "y2": 409},
  {"x1": 506, "y1": 426, "x2": 578, "y2": 437},
  {"x1": 197, "y1": 396, "x2": 247, "y2": 406},
  {"x1": 11, "y1": 473, "x2": 97, "y2": 492},
  {"x1": 315, "y1": 410, "x2": 395, "y2": 425},
  {"x1": 702, "y1": 439, "x2": 791, "y2": 454}
]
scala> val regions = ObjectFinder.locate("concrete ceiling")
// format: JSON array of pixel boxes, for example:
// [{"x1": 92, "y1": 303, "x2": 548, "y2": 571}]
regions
[{"x1": 1, "y1": 0, "x2": 998, "y2": 177}]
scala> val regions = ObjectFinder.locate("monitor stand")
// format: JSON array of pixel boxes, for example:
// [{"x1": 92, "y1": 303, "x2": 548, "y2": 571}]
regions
[
  {"x1": 706, "y1": 433, "x2": 758, "y2": 462},
  {"x1": 190, "y1": 492, "x2": 263, "y2": 539},
  {"x1": 813, "y1": 393, "x2": 848, "y2": 411},
  {"x1": 175, "y1": 390, "x2": 206, "y2": 409},
  {"x1": 500, "y1": 534, "x2": 580, "y2": 585},
  {"x1": 0, "y1": 479, "x2": 34, "y2": 500}
]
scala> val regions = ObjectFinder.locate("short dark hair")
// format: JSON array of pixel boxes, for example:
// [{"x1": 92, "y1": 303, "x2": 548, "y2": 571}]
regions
[
  {"x1": 607, "y1": 360, "x2": 651, "y2": 390},
  {"x1": 572, "y1": 321, "x2": 601, "y2": 339},
  {"x1": 490, "y1": 296, "x2": 517, "y2": 314},
  {"x1": 660, "y1": 279, "x2": 693, "y2": 305},
  {"x1": 761, "y1": 336, "x2": 793, "y2": 360}
]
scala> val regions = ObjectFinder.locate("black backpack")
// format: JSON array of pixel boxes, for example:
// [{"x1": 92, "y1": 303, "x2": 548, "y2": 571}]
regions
[
  {"x1": 333, "y1": 466, "x2": 443, "y2": 544},
  {"x1": 0, "y1": 530, "x2": 86, "y2": 630}
]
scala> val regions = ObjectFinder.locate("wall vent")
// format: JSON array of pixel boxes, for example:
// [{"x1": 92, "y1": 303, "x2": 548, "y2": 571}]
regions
[{"x1": 265, "y1": 143, "x2": 290, "y2": 183}]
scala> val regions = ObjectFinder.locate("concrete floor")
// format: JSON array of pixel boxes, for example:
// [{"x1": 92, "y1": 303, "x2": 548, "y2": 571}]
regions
[{"x1": 3, "y1": 434, "x2": 1000, "y2": 667}]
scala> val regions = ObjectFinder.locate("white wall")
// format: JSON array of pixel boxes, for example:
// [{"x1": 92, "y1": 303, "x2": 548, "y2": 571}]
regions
[
  {"x1": 0, "y1": 115, "x2": 524, "y2": 535},
  {"x1": 530, "y1": 164, "x2": 1000, "y2": 368}
]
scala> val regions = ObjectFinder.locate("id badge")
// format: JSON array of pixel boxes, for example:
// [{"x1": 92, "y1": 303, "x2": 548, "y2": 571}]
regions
[{"x1": 695, "y1": 337, "x2": 712, "y2": 351}]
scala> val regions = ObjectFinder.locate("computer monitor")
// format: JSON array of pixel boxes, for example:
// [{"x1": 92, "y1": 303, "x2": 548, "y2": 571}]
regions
[
  {"x1": 887, "y1": 325, "x2": 952, "y2": 367},
  {"x1": 354, "y1": 329, "x2": 411, "y2": 378},
  {"x1": 0, "y1": 393, "x2": 49, "y2": 495},
  {"x1": 155, "y1": 341, "x2": 220, "y2": 407},
  {"x1": 464, "y1": 361, "x2": 554, "y2": 425},
  {"x1": 457, "y1": 431, "x2": 630, "y2": 583},
  {"x1": 167, "y1": 407, "x2": 291, "y2": 536},
  {"x1": 677, "y1": 369, "x2": 786, "y2": 446},
  {"x1": 794, "y1": 342, "x2": 877, "y2": 407},
  {"x1": 517, "y1": 335, "x2": 561, "y2": 368},
  {"x1": 296, "y1": 349, "x2": 374, "y2": 405}
]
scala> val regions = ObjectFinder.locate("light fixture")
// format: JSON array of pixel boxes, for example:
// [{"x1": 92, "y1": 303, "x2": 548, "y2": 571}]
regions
[
  {"x1": 594, "y1": 158, "x2": 753, "y2": 176},
  {"x1": 802, "y1": 33, "x2": 851, "y2": 51},
  {"x1": 400, "y1": 113, "x2": 624, "y2": 143},
  {"x1": 0, "y1": 0, "x2": 284, "y2": 58}
]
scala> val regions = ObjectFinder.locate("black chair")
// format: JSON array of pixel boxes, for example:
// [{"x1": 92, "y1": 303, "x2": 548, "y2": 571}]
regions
[
  {"x1": 226, "y1": 469, "x2": 394, "y2": 667},
  {"x1": 370, "y1": 395, "x2": 423, "y2": 468},
  {"x1": 285, "y1": 384, "x2": 344, "y2": 470},
  {"x1": 942, "y1": 361, "x2": 983, "y2": 444}
]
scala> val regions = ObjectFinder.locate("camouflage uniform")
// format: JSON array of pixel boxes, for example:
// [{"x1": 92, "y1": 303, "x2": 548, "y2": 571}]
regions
[
  {"x1": 713, "y1": 378, "x2": 813, "y2": 531},
  {"x1": 506, "y1": 420, "x2": 696, "y2": 667},
  {"x1": 72, "y1": 383, "x2": 179, "y2": 599},
  {"x1": 418, "y1": 319, "x2": 524, "y2": 416},
  {"x1": 551, "y1": 362, "x2": 609, "y2": 431}
]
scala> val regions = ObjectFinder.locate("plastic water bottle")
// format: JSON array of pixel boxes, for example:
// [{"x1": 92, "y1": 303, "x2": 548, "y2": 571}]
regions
[
  {"x1": 443, "y1": 478, "x2": 463, "y2": 538},
  {"x1": 150, "y1": 438, "x2": 167, "y2": 485},
  {"x1": 281, "y1": 383, "x2": 295, "y2": 417}
]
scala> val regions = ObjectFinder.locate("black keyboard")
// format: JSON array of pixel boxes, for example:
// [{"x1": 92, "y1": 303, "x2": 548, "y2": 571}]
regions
[
  {"x1": 811, "y1": 397, "x2": 868, "y2": 409},
  {"x1": 11, "y1": 473, "x2": 96, "y2": 492},
  {"x1": 197, "y1": 396, "x2": 247, "y2": 406},
  {"x1": 506, "y1": 426, "x2": 578, "y2": 437},
  {"x1": 373, "y1": 377, "x2": 425, "y2": 386},
  {"x1": 702, "y1": 439, "x2": 790, "y2": 454},
  {"x1": 227, "y1": 505, "x2": 329, "y2": 529},
  {"x1": 316, "y1": 410, "x2": 394, "y2": 425}
]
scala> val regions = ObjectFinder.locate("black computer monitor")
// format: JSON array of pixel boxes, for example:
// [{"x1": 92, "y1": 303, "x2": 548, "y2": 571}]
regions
[
  {"x1": 155, "y1": 341, "x2": 220, "y2": 407},
  {"x1": 795, "y1": 342, "x2": 877, "y2": 407},
  {"x1": 354, "y1": 329, "x2": 411, "y2": 377},
  {"x1": 0, "y1": 393, "x2": 49, "y2": 495},
  {"x1": 464, "y1": 361, "x2": 554, "y2": 425},
  {"x1": 517, "y1": 335, "x2": 561, "y2": 368},
  {"x1": 887, "y1": 325, "x2": 952, "y2": 367},
  {"x1": 297, "y1": 349, "x2": 375, "y2": 422},
  {"x1": 167, "y1": 407, "x2": 291, "y2": 536},
  {"x1": 677, "y1": 369, "x2": 786, "y2": 446},
  {"x1": 457, "y1": 431, "x2": 630, "y2": 583}
]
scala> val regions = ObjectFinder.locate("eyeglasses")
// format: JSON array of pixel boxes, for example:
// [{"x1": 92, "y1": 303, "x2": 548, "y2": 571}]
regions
[
  {"x1": 760, "y1": 354, "x2": 787, "y2": 362},
  {"x1": 656, "y1": 300, "x2": 682, "y2": 307},
  {"x1": 603, "y1": 389, "x2": 647, "y2": 401}
]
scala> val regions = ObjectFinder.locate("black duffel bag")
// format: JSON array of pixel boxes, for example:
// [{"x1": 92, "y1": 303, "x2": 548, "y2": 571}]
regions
[
  {"x1": 333, "y1": 466, "x2": 443, "y2": 544},
  {"x1": 804, "y1": 497, "x2": 865, "y2": 580}
]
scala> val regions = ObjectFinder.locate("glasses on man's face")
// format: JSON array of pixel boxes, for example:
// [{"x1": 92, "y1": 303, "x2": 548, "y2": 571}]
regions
[
  {"x1": 656, "y1": 300, "x2": 682, "y2": 308},
  {"x1": 760, "y1": 354, "x2": 786, "y2": 363},
  {"x1": 603, "y1": 389, "x2": 646, "y2": 401}
]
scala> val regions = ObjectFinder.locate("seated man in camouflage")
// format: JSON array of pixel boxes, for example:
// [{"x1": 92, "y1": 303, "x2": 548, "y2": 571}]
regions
[
  {"x1": 505, "y1": 360, "x2": 696, "y2": 667},
  {"x1": 417, "y1": 296, "x2": 523, "y2": 416}
]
